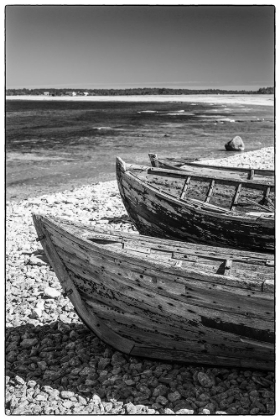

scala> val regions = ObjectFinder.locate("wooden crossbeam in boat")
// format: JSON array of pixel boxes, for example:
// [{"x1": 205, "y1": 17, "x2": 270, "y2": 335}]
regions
[
  {"x1": 205, "y1": 180, "x2": 215, "y2": 203},
  {"x1": 248, "y1": 169, "x2": 255, "y2": 180},
  {"x1": 147, "y1": 167, "x2": 274, "y2": 191},
  {"x1": 180, "y1": 176, "x2": 191, "y2": 200},
  {"x1": 148, "y1": 153, "x2": 159, "y2": 167},
  {"x1": 261, "y1": 186, "x2": 272, "y2": 205},
  {"x1": 223, "y1": 259, "x2": 232, "y2": 275},
  {"x1": 230, "y1": 184, "x2": 242, "y2": 210}
]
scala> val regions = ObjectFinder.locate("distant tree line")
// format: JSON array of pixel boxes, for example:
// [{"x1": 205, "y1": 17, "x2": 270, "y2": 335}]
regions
[{"x1": 6, "y1": 86, "x2": 274, "y2": 96}]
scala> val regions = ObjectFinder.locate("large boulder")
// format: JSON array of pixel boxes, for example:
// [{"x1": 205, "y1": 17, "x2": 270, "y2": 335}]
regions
[{"x1": 225, "y1": 136, "x2": 245, "y2": 151}]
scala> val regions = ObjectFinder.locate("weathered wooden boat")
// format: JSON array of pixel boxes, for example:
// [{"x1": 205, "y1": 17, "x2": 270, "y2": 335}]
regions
[
  {"x1": 116, "y1": 157, "x2": 274, "y2": 252},
  {"x1": 33, "y1": 214, "x2": 274, "y2": 370},
  {"x1": 148, "y1": 153, "x2": 275, "y2": 183}
]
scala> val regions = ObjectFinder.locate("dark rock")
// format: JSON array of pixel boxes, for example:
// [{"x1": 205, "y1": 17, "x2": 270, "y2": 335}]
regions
[
  {"x1": 197, "y1": 371, "x2": 215, "y2": 388},
  {"x1": 167, "y1": 390, "x2": 181, "y2": 402},
  {"x1": 225, "y1": 136, "x2": 245, "y2": 151}
]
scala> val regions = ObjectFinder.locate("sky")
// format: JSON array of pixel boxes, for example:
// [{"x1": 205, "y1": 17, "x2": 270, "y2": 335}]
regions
[{"x1": 5, "y1": 5, "x2": 275, "y2": 91}]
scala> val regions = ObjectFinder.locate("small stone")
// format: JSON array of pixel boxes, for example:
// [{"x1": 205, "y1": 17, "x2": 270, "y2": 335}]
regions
[
  {"x1": 250, "y1": 407, "x2": 260, "y2": 415},
  {"x1": 153, "y1": 384, "x2": 168, "y2": 397},
  {"x1": 176, "y1": 408, "x2": 195, "y2": 414},
  {"x1": 103, "y1": 402, "x2": 113, "y2": 412},
  {"x1": 202, "y1": 408, "x2": 211, "y2": 414},
  {"x1": 111, "y1": 352, "x2": 126, "y2": 366},
  {"x1": 31, "y1": 307, "x2": 43, "y2": 319},
  {"x1": 156, "y1": 395, "x2": 168, "y2": 406},
  {"x1": 44, "y1": 287, "x2": 61, "y2": 298},
  {"x1": 167, "y1": 390, "x2": 181, "y2": 402},
  {"x1": 78, "y1": 395, "x2": 88, "y2": 405},
  {"x1": 151, "y1": 403, "x2": 162, "y2": 410},
  {"x1": 63, "y1": 401, "x2": 74, "y2": 409},
  {"x1": 164, "y1": 408, "x2": 174, "y2": 414},
  {"x1": 97, "y1": 357, "x2": 111, "y2": 371},
  {"x1": 37, "y1": 361, "x2": 47, "y2": 370},
  {"x1": 124, "y1": 379, "x2": 135, "y2": 386},
  {"x1": 125, "y1": 403, "x2": 137, "y2": 414},
  {"x1": 60, "y1": 390, "x2": 75, "y2": 399},
  {"x1": 36, "y1": 394, "x2": 48, "y2": 401},
  {"x1": 147, "y1": 408, "x2": 156, "y2": 414},
  {"x1": 27, "y1": 380, "x2": 37, "y2": 388},
  {"x1": 197, "y1": 371, "x2": 215, "y2": 388},
  {"x1": 14, "y1": 375, "x2": 26, "y2": 385},
  {"x1": 79, "y1": 366, "x2": 94, "y2": 376},
  {"x1": 91, "y1": 394, "x2": 101, "y2": 405},
  {"x1": 21, "y1": 338, "x2": 38, "y2": 348}
]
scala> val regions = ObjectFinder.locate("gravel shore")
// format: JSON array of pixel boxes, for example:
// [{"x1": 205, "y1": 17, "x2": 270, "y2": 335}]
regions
[
  {"x1": 6, "y1": 147, "x2": 275, "y2": 415},
  {"x1": 197, "y1": 146, "x2": 274, "y2": 169}
]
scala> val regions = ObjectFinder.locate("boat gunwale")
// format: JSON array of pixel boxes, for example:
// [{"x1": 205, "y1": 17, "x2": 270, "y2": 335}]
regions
[
  {"x1": 34, "y1": 214, "x2": 274, "y2": 292},
  {"x1": 148, "y1": 153, "x2": 275, "y2": 177}
]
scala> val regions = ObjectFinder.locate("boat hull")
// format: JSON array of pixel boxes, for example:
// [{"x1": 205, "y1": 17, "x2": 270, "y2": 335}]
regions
[
  {"x1": 116, "y1": 159, "x2": 274, "y2": 252},
  {"x1": 33, "y1": 215, "x2": 274, "y2": 370}
]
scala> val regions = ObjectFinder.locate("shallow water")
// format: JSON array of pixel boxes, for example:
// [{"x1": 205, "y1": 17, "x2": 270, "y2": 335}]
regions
[{"x1": 6, "y1": 99, "x2": 274, "y2": 201}]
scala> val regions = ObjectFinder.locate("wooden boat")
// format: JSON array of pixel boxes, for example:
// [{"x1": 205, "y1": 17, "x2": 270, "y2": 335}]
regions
[
  {"x1": 116, "y1": 157, "x2": 274, "y2": 252},
  {"x1": 148, "y1": 153, "x2": 275, "y2": 183},
  {"x1": 33, "y1": 214, "x2": 274, "y2": 370}
]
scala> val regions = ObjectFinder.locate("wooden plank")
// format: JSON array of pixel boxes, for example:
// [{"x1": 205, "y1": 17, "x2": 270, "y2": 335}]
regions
[
  {"x1": 73, "y1": 272, "x2": 273, "y2": 355},
  {"x1": 60, "y1": 252, "x2": 274, "y2": 328},
  {"x1": 264, "y1": 186, "x2": 271, "y2": 200},
  {"x1": 179, "y1": 176, "x2": 191, "y2": 200},
  {"x1": 248, "y1": 169, "x2": 255, "y2": 180},
  {"x1": 230, "y1": 183, "x2": 242, "y2": 210},
  {"x1": 224, "y1": 259, "x2": 232, "y2": 275},
  {"x1": 49, "y1": 226, "x2": 272, "y2": 292},
  {"x1": 123, "y1": 243, "x2": 151, "y2": 254},
  {"x1": 148, "y1": 153, "x2": 159, "y2": 167},
  {"x1": 45, "y1": 219, "x2": 273, "y2": 290},
  {"x1": 205, "y1": 180, "x2": 215, "y2": 203},
  {"x1": 153, "y1": 156, "x2": 274, "y2": 177}
]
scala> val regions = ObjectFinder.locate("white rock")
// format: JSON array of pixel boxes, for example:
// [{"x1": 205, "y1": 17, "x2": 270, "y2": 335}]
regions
[
  {"x1": 44, "y1": 287, "x2": 61, "y2": 298},
  {"x1": 30, "y1": 308, "x2": 42, "y2": 319}
]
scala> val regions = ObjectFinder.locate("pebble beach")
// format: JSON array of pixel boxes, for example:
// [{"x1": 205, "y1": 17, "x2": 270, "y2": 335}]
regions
[{"x1": 6, "y1": 147, "x2": 275, "y2": 415}]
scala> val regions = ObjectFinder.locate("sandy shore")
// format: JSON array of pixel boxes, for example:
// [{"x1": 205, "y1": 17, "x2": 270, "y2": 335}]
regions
[
  {"x1": 6, "y1": 146, "x2": 275, "y2": 414},
  {"x1": 6, "y1": 94, "x2": 274, "y2": 106}
]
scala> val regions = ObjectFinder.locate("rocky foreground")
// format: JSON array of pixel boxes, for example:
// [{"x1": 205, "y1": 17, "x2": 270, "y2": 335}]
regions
[{"x1": 6, "y1": 148, "x2": 275, "y2": 415}]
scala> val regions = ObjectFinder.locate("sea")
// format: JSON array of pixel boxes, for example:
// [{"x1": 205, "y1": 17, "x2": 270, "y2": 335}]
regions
[{"x1": 6, "y1": 99, "x2": 274, "y2": 200}]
